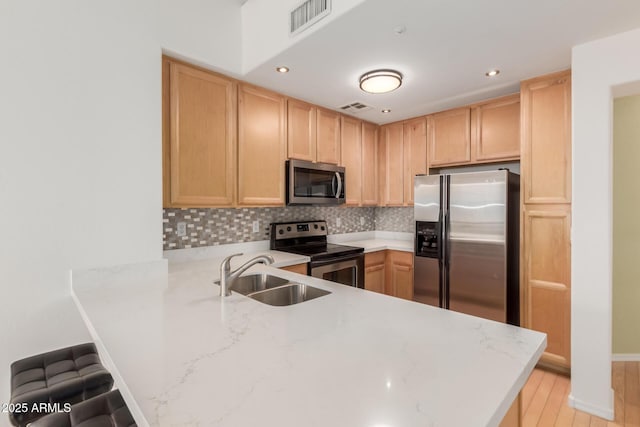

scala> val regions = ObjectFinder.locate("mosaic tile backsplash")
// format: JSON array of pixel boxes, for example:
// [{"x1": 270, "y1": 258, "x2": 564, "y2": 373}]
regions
[{"x1": 163, "y1": 206, "x2": 414, "y2": 250}]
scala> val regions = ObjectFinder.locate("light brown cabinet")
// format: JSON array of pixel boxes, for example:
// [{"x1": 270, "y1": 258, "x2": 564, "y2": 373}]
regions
[
  {"x1": 279, "y1": 263, "x2": 308, "y2": 275},
  {"x1": 162, "y1": 57, "x2": 236, "y2": 207},
  {"x1": 403, "y1": 117, "x2": 427, "y2": 205},
  {"x1": 428, "y1": 107, "x2": 471, "y2": 167},
  {"x1": 472, "y1": 94, "x2": 520, "y2": 162},
  {"x1": 386, "y1": 250, "x2": 414, "y2": 300},
  {"x1": 287, "y1": 101, "x2": 341, "y2": 165},
  {"x1": 364, "y1": 251, "x2": 386, "y2": 294},
  {"x1": 316, "y1": 108, "x2": 341, "y2": 164},
  {"x1": 287, "y1": 99, "x2": 316, "y2": 162},
  {"x1": 361, "y1": 122, "x2": 378, "y2": 206},
  {"x1": 340, "y1": 115, "x2": 363, "y2": 206},
  {"x1": 364, "y1": 250, "x2": 414, "y2": 300},
  {"x1": 427, "y1": 95, "x2": 520, "y2": 169},
  {"x1": 238, "y1": 84, "x2": 286, "y2": 206},
  {"x1": 379, "y1": 122, "x2": 405, "y2": 206},
  {"x1": 520, "y1": 70, "x2": 572, "y2": 371}
]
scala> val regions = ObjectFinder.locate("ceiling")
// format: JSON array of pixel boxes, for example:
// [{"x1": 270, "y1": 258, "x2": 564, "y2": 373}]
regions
[{"x1": 241, "y1": 0, "x2": 640, "y2": 124}]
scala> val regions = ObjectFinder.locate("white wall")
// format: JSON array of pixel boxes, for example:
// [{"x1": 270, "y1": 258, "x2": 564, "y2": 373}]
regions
[
  {"x1": 571, "y1": 27, "x2": 640, "y2": 419},
  {"x1": 0, "y1": 1, "x2": 162, "y2": 419},
  {"x1": 241, "y1": 0, "x2": 366, "y2": 73},
  {"x1": 159, "y1": 0, "x2": 243, "y2": 75}
]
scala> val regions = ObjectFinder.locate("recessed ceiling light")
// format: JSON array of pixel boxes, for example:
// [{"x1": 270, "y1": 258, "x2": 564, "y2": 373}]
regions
[
  {"x1": 359, "y1": 69, "x2": 403, "y2": 94},
  {"x1": 276, "y1": 66, "x2": 290, "y2": 73},
  {"x1": 381, "y1": 109, "x2": 391, "y2": 114},
  {"x1": 485, "y1": 69, "x2": 500, "y2": 77}
]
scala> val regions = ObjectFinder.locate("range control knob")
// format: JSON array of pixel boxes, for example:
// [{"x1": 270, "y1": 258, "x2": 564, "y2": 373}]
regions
[
  {"x1": 287, "y1": 226, "x2": 292, "y2": 232},
  {"x1": 320, "y1": 226, "x2": 325, "y2": 231},
  {"x1": 278, "y1": 229, "x2": 284, "y2": 235},
  {"x1": 313, "y1": 224, "x2": 318, "y2": 229}
]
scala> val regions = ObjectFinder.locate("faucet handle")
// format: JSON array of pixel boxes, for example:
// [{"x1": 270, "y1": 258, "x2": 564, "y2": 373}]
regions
[{"x1": 220, "y1": 253, "x2": 243, "y2": 271}]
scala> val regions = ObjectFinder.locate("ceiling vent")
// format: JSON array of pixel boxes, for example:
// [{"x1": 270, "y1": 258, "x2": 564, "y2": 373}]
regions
[
  {"x1": 339, "y1": 102, "x2": 373, "y2": 114},
  {"x1": 290, "y1": 0, "x2": 331, "y2": 36}
]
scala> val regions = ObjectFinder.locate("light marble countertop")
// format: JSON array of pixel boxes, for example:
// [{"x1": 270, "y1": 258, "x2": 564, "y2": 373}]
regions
[{"x1": 72, "y1": 248, "x2": 546, "y2": 427}]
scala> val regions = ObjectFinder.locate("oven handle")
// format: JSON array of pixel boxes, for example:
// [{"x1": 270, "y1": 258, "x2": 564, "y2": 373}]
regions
[{"x1": 309, "y1": 252, "x2": 363, "y2": 268}]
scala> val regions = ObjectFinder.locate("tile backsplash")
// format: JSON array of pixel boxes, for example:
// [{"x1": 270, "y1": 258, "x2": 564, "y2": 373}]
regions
[{"x1": 163, "y1": 206, "x2": 414, "y2": 250}]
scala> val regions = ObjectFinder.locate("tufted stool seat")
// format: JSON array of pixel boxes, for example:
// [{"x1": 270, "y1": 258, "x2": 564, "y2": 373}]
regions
[
  {"x1": 9, "y1": 343, "x2": 114, "y2": 427},
  {"x1": 30, "y1": 389, "x2": 136, "y2": 427}
]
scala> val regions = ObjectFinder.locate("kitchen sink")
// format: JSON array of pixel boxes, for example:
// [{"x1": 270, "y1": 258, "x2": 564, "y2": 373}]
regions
[
  {"x1": 227, "y1": 273, "x2": 289, "y2": 295},
  {"x1": 248, "y1": 283, "x2": 330, "y2": 306}
]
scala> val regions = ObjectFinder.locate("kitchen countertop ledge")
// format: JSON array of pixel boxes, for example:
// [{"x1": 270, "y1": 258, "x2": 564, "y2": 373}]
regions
[{"x1": 72, "y1": 255, "x2": 545, "y2": 427}]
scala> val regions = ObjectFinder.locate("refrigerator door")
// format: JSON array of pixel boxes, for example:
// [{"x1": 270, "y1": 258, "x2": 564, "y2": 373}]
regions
[
  {"x1": 446, "y1": 171, "x2": 508, "y2": 322},
  {"x1": 414, "y1": 175, "x2": 441, "y2": 222},
  {"x1": 413, "y1": 256, "x2": 440, "y2": 307}
]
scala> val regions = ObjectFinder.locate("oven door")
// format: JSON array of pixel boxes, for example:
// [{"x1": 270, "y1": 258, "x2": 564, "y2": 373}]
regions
[{"x1": 310, "y1": 254, "x2": 364, "y2": 289}]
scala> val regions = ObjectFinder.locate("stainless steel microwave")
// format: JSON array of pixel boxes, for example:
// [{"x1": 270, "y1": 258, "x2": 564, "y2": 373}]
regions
[{"x1": 286, "y1": 159, "x2": 345, "y2": 205}]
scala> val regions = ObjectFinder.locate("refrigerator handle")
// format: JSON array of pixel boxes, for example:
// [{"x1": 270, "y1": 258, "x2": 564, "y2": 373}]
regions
[{"x1": 443, "y1": 175, "x2": 451, "y2": 309}]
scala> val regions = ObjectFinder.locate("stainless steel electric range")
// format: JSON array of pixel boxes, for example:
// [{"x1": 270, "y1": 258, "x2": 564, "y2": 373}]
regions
[{"x1": 270, "y1": 220, "x2": 364, "y2": 288}]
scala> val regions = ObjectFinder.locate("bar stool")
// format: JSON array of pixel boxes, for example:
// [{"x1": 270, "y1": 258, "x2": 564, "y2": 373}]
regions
[
  {"x1": 29, "y1": 389, "x2": 136, "y2": 427},
  {"x1": 9, "y1": 343, "x2": 114, "y2": 427}
]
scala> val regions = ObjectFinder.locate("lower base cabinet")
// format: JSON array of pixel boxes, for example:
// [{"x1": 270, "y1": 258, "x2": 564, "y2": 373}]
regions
[
  {"x1": 279, "y1": 263, "x2": 308, "y2": 275},
  {"x1": 364, "y1": 251, "x2": 386, "y2": 293},
  {"x1": 364, "y1": 250, "x2": 413, "y2": 300},
  {"x1": 499, "y1": 393, "x2": 522, "y2": 427}
]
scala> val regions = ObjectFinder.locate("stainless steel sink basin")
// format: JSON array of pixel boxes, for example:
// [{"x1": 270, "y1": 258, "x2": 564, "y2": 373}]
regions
[
  {"x1": 228, "y1": 273, "x2": 289, "y2": 295},
  {"x1": 248, "y1": 283, "x2": 331, "y2": 306}
]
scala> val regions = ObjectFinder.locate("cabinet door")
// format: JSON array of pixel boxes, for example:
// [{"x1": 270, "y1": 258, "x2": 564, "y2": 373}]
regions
[
  {"x1": 238, "y1": 84, "x2": 286, "y2": 206},
  {"x1": 164, "y1": 60, "x2": 236, "y2": 207},
  {"x1": 523, "y1": 205, "x2": 571, "y2": 369},
  {"x1": 472, "y1": 94, "x2": 520, "y2": 162},
  {"x1": 386, "y1": 250, "x2": 414, "y2": 300},
  {"x1": 279, "y1": 263, "x2": 308, "y2": 275},
  {"x1": 340, "y1": 115, "x2": 362, "y2": 206},
  {"x1": 382, "y1": 122, "x2": 404, "y2": 206},
  {"x1": 287, "y1": 99, "x2": 316, "y2": 162},
  {"x1": 316, "y1": 108, "x2": 341, "y2": 164},
  {"x1": 361, "y1": 122, "x2": 378, "y2": 206},
  {"x1": 364, "y1": 251, "x2": 386, "y2": 294},
  {"x1": 428, "y1": 107, "x2": 471, "y2": 167},
  {"x1": 521, "y1": 71, "x2": 572, "y2": 204},
  {"x1": 403, "y1": 117, "x2": 427, "y2": 205}
]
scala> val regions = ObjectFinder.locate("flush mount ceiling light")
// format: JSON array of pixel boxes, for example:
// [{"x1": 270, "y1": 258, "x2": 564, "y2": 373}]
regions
[
  {"x1": 359, "y1": 69, "x2": 402, "y2": 94},
  {"x1": 276, "y1": 66, "x2": 290, "y2": 73},
  {"x1": 485, "y1": 69, "x2": 500, "y2": 77},
  {"x1": 381, "y1": 109, "x2": 391, "y2": 113}
]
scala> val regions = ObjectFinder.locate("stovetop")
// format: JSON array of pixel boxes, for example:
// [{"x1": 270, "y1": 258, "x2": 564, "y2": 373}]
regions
[{"x1": 269, "y1": 220, "x2": 364, "y2": 261}]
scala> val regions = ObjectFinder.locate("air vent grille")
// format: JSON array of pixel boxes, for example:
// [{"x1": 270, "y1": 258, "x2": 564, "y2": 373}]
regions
[
  {"x1": 290, "y1": 0, "x2": 331, "y2": 36},
  {"x1": 339, "y1": 102, "x2": 373, "y2": 114}
]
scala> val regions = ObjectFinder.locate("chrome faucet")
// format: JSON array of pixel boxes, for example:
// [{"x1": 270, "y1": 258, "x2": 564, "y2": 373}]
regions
[{"x1": 218, "y1": 253, "x2": 275, "y2": 297}]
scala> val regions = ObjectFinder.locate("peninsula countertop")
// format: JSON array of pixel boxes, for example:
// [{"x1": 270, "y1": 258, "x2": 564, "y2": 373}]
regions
[{"x1": 72, "y1": 252, "x2": 545, "y2": 427}]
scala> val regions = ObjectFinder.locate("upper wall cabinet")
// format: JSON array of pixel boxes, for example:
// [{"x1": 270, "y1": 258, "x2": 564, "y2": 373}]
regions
[
  {"x1": 162, "y1": 57, "x2": 237, "y2": 208},
  {"x1": 287, "y1": 100, "x2": 341, "y2": 165},
  {"x1": 403, "y1": 117, "x2": 427, "y2": 205},
  {"x1": 521, "y1": 71, "x2": 572, "y2": 204},
  {"x1": 472, "y1": 94, "x2": 520, "y2": 162},
  {"x1": 361, "y1": 122, "x2": 378, "y2": 206},
  {"x1": 287, "y1": 99, "x2": 316, "y2": 162},
  {"x1": 379, "y1": 122, "x2": 405, "y2": 206},
  {"x1": 427, "y1": 95, "x2": 521, "y2": 169},
  {"x1": 428, "y1": 107, "x2": 471, "y2": 167},
  {"x1": 238, "y1": 84, "x2": 286, "y2": 206},
  {"x1": 340, "y1": 115, "x2": 363, "y2": 206},
  {"x1": 316, "y1": 108, "x2": 341, "y2": 164}
]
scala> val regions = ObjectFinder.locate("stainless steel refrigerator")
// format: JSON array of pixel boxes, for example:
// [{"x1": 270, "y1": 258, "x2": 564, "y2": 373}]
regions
[{"x1": 413, "y1": 170, "x2": 519, "y2": 325}]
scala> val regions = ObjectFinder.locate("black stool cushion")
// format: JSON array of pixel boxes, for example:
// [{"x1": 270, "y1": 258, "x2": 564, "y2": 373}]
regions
[
  {"x1": 9, "y1": 343, "x2": 114, "y2": 426},
  {"x1": 30, "y1": 389, "x2": 136, "y2": 427}
]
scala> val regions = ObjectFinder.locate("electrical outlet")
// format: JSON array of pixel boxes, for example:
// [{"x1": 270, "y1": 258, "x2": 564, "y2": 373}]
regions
[
  {"x1": 360, "y1": 216, "x2": 365, "y2": 226},
  {"x1": 252, "y1": 220, "x2": 260, "y2": 233},
  {"x1": 336, "y1": 217, "x2": 342, "y2": 227},
  {"x1": 177, "y1": 222, "x2": 186, "y2": 237}
]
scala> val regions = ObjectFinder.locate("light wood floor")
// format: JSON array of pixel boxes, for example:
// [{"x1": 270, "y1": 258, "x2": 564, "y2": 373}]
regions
[{"x1": 522, "y1": 362, "x2": 639, "y2": 426}]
